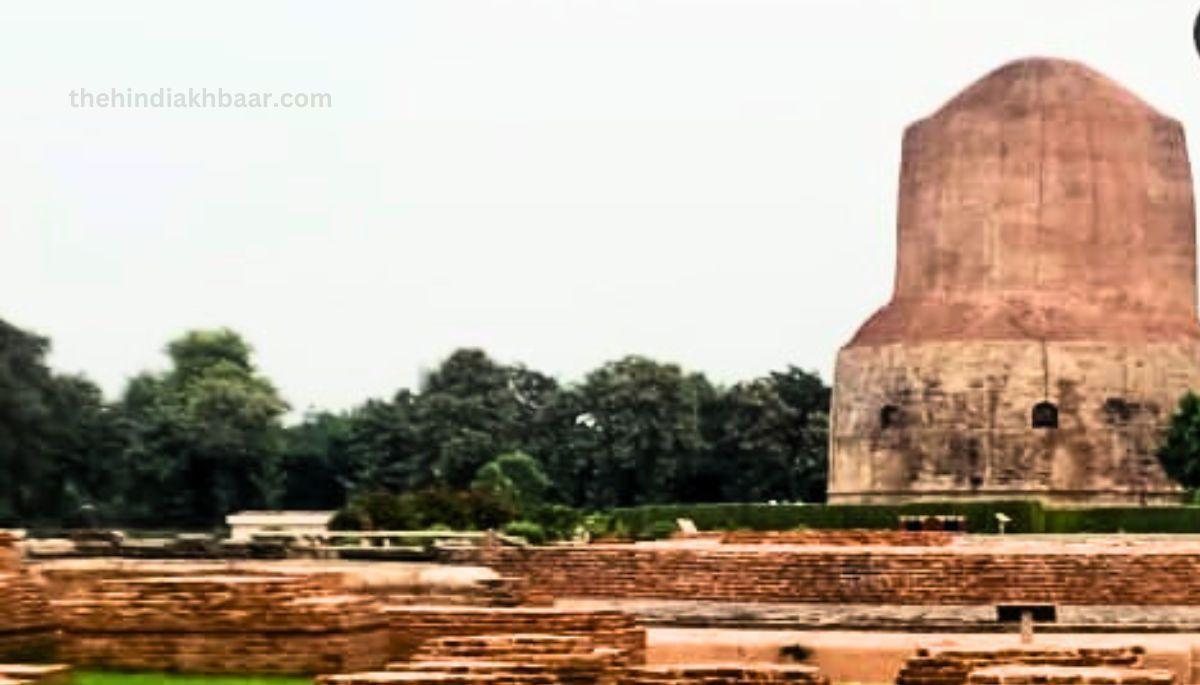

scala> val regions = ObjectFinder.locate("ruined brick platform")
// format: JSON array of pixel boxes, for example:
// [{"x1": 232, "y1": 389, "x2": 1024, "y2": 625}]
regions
[
  {"x1": 0, "y1": 535, "x2": 57, "y2": 662},
  {"x1": 384, "y1": 605, "x2": 646, "y2": 664},
  {"x1": 896, "y1": 645, "x2": 1144, "y2": 685},
  {"x1": 448, "y1": 540, "x2": 1200, "y2": 605},
  {"x1": 618, "y1": 664, "x2": 830, "y2": 685},
  {"x1": 0, "y1": 664, "x2": 71, "y2": 685},
  {"x1": 966, "y1": 665, "x2": 1174, "y2": 685},
  {"x1": 717, "y1": 530, "x2": 957, "y2": 546},
  {"x1": 56, "y1": 574, "x2": 389, "y2": 674},
  {"x1": 319, "y1": 672, "x2": 558, "y2": 685}
]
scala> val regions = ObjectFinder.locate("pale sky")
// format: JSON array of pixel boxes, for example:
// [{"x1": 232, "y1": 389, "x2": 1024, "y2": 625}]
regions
[{"x1": 1, "y1": 1, "x2": 1198, "y2": 416}]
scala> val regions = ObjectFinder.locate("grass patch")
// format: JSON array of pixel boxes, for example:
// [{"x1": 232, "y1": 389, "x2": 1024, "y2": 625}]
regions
[{"x1": 74, "y1": 671, "x2": 311, "y2": 685}]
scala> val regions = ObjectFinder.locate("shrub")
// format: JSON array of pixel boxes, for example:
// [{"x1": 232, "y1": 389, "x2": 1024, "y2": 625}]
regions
[
  {"x1": 1158, "y1": 392, "x2": 1200, "y2": 489},
  {"x1": 472, "y1": 452, "x2": 553, "y2": 515},
  {"x1": 332, "y1": 487, "x2": 517, "y2": 531},
  {"x1": 503, "y1": 520, "x2": 547, "y2": 544},
  {"x1": 328, "y1": 505, "x2": 371, "y2": 531},
  {"x1": 1043, "y1": 506, "x2": 1200, "y2": 534},
  {"x1": 608, "y1": 501, "x2": 1044, "y2": 534},
  {"x1": 528, "y1": 504, "x2": 585, "y2": 541},
  {"x1": 638, "y1": 519, "x2": 677, "y2": 540}
]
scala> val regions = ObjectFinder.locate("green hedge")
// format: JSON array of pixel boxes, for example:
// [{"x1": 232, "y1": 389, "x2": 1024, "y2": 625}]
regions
[
  {"x1": 1043, "y1": 506, "x2": 1200, "y2": 533},
  {"x1": 606, "y1": 500, "x2": 1044, "y2": 535},
  {"x1": 606, "y1": 501, "x2": 1200, "y2": 535}
]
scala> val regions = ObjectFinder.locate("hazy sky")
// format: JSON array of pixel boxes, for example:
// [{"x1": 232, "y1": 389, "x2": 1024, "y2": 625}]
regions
[{"x1": 1, "y1": 1, "x2": 1198, "y2": 416}]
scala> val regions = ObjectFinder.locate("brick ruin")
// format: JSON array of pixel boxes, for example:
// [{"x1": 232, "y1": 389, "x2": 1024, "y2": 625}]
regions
[
  {"x1": 9, "y1": 555, "x2": 650, "y2": 677},
  {"x1": 322, "y1": 624, "x2": 828, "y2": 685},
  {"x1": 385, "y1": 606, "x2": 645, "y2": 664},
  {"x1": 0, "y1": 535, "x2": 56, "y2": 662},
  {"x1": 828, "y1": 57, "x2": 1200, "y2": 504},
  {"x1": 896, "y1": 646, "x2": 1146, "y2": 685},
  {"x1": 896, "y1": 646, "x2": 1175, "y2": 685},
  {"x1": 449, "y1": 542, "x2": 1200, "y2": 605},
  {"x1": 966, "y1": 665, "x2": 1174, "y2": 685},
  {"x1": 55, "y1": 575, "x2": 391, "y2": 674},
  {"x1": 10, "y1": 534, "x2": 1200, "y2": 684},
  {"x1": 0, "y1": 665, "x2": 71, "y2": 685},
  {"x1": 716, "y1": 530, "x2": 957, "y2": 546}
]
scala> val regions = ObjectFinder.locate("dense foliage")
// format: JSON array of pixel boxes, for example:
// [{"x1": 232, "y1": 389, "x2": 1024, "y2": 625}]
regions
[
  {"x1": 1158, "y1": 391, "x2": 1200, "y2": 491},
  {"x1": 0, "y1": 317, "x2": 831, "y2": 528}
]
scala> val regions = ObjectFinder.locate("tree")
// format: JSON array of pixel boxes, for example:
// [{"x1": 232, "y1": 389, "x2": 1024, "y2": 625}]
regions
[
  {"x1": 0, "y1": 319, "x2": 125, "y2": 524},
  {"x1": 703, "y1": 367, "x2": 830, "y2": 503},
  {"x1": 414, "y1": 349, "x2": 559, "y2": 489},
  {"x1": 566, "y1": 356, "x2": 711, "y2": 507},
  {"x1": 118, "y1": 328, "x2": 288, "y2": 525},
  {"x1": 472, "y1": 451, "x2": 553, "y2": 514},
  {"x1": 281, "y1": 411, "x2": 354, "y2": 510},
  {"x1": 0, "y1": 319, "x2": 56, "y2": 521},
  {"x1": 1158, "y1": 391, "x2": 1200, "y2": 491},
  {"x1": 42, "y1": 374, "x2": 127, "y2": 523}
]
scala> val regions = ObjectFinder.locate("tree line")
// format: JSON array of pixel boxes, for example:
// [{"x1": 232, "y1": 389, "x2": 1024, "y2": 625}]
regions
[{"x1": 0, "y1": 318, "x2": 831, "y2": 528}]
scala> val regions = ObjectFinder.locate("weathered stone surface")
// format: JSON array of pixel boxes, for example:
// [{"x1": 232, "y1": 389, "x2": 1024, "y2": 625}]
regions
[{"x1": 830, "y1": 58, "x2": 1200, "y2": 503}]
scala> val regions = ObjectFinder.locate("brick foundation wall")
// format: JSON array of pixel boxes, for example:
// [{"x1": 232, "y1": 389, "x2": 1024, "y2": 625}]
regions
[
  {"x1": 896, "y1": 646, "x2": 1144, "y2": 685},
  {"x1": 56, "y1": 575, "x2": 390, "y2": 674},
  {"x1": 619, "y1": 664, "x2": 830, "y2": 685},
  {"x1": 383, "y1": 606, "x2": 645, "y2": 664},
  {"x1": 0, "y1": 536, "x2": 58, "y2": 661},
  {"x1": 446, "y1": 544, "x2": 1200, "y2": 605},
  {"x1": 717, "y1": 530, "x2": 957, "y2": 546},
  {"x1": 967, "y1": 666, "x2": 1173, "y2": 685},
  {"x1": 60, "y1": 629, "x2": 389, "y2": 674}
]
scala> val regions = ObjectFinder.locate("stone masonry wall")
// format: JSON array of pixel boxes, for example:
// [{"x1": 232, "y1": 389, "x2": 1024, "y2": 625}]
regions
[{"x1": 829, "y1": 340, "x2": 1197, "y2": 504}]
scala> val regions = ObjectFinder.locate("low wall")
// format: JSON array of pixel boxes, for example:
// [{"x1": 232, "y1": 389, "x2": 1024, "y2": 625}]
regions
[
  {"x1": 447, "y1": 543, "x2": 1200, "y2": 605},
  {"x1": 896, "y1": 645, "x2": 1143, "y2": 685},
  {"x1": 56, "y1": 575, "x2": 389, "y2": 674},
  {"x1": 33, "y1": 558, "x2": 529, "y2": 606},
  {"x1": 0, "y1": 535, "x2": 57, "y2": 661},
  {"x1": 383, "y1": 605, "x2": 646, "y2": 664},
  {"x1": 619, "y1": 664, "x2": 829, "y2": 685},
  {"x1": 717, "y1": 530, "x2": 957, "y2": 546}
]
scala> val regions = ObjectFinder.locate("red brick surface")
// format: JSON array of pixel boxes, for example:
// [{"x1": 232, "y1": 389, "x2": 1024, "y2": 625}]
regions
[
  {"x1": 56, "y1": 575, "x2": 390, "y2": 674},
  {"x1": 447, "y1": 544, "x2": 1200, "y2": 605},
  {"x1": 0, "y1": 536, "x2": 57, "y2": 661},
  {"x1": 384, "y1": 606, "x2": 645, "y2": 664}
]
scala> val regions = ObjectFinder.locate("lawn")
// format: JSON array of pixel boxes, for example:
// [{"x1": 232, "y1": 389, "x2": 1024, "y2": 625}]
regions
[{"x1": 74, "y1": 672, "x2": 311, "y2": 685}]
